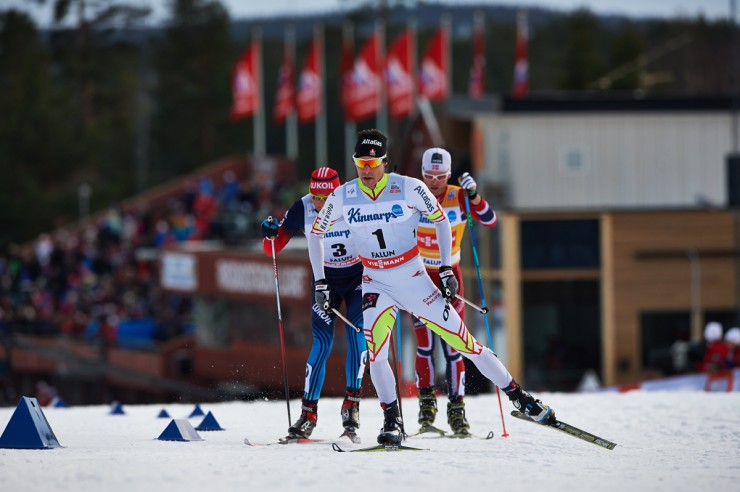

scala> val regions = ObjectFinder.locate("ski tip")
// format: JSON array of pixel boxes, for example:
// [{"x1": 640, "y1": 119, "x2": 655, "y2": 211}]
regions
[
  {"x1": 332, "y1": 443, "x2": 345, "y2": 452},
  {"x1": 485, "y1": 431, "x2": 495, "y2": 440},
  {"x1": 243, "y1": 437, "x2": 252, "y2": 446}
]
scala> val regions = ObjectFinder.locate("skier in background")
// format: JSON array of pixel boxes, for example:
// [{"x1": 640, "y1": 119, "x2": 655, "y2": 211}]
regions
[
  {"x1": 413, "y1": 147, "x2": 497, "y2": 436},
  {"x1": 262, "y1": 167, "x2": 366, "y2": 442}
]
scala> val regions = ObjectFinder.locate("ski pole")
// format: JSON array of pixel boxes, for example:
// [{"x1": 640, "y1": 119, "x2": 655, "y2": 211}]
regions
[
  {"x1": 331, "y1": 307, "x2": 361, "y2": 333},
  {"x1": 461, "y1": 195, "x2": 509, "y2": 437},
  {"x1": 455, "y1": 294, "x2": 489, "y2": 314},
  {"x1": 390, "y1": 315, "x2": 406, "y2": 438},
  {"x1": 268, "y1": 218, "x2": 292, "y2": 427}
]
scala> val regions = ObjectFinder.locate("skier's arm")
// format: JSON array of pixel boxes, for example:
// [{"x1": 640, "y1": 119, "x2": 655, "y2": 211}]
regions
[
  {"x1": 261, "y1": 200, "x2": 305, "y2": 256},
  {"x1": 308, "y1": 190, "x2": 343, "y2": 281},
  {"x1": 458, "y1": 173, "x2": 496, "y2": 227},
  {"x1": 409, "y1": 179, "x2": 453, "y2": 267}
]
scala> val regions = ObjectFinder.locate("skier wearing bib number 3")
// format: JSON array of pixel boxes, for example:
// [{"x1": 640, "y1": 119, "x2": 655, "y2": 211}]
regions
[
  {"x1": 261, "y1": 167, "x2": 367, "y2": 443},
  {"x1": 308, "y1": 129, "x2": 555, "y2": 445}
]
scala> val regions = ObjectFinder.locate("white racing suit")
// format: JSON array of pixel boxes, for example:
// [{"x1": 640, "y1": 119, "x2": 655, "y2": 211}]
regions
[{"x1": 308, "y1": 173, "x2": 514, "y2": 405}]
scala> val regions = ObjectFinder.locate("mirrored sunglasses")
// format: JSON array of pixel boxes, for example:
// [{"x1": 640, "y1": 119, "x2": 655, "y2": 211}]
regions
[
  {"x1": 310, "y1": 194, "x2": 329, "y2": 202},
  {"x1": 353, "y1": 155, "x2": 386, "y2": 169},
  {"x1": 422, "y1": 172, "x2": 450, "y2": 182}
]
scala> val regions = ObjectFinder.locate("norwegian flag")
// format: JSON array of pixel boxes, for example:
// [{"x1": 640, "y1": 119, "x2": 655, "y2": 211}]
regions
[
  {"x1": 513, "y1": 10, "x2": 529, "y2": 98},
  {"x1": 386, "y1": 28, "x2": 414, "y2": 119},
  {"x1": 468, "y1": 12, "x2": 485, "y2": 98},
  {"x1": 273, "y1": 35, "x2": 294, "y2": 123},
  {"x1": 343, "y1": 33, "x2": 381, "y2": 122},
  {"x1": 230, "y1": 43, "x2": 260, "y2": 121},
  {"x1": 419, "y1": 26, "x2": 448, "y2": 101},
  {"x1": 296, "y1": 34, "x2": 322, "y2": 123}
]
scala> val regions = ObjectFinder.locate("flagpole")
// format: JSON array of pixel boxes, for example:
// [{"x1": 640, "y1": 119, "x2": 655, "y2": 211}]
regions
[
  {"x1": 469, "y1": 10, "x2": 485, "y2": 98},
  {"x1": 286, "y1": 25, "x2": 298, "y2": 160},
  {"x1": 343, "y1": 21, "x2": 356, "y2": 180},
  {"x1": 316, "y1": 24, "x2": 327, "y2": 168},
  {"x1": 442, "y1": 14, "x2": 452, "y2": 98},
  {"x1": 254, "y1": 28, "x2": 266, "y2": 157},
  {"x1": 375, "y1": 18, "x2": 388, "y2": 136}
]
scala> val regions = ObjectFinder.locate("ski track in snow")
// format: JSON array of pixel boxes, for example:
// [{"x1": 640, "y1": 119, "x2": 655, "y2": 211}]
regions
[{"x1": 1, "y1": 392, "x2": 739, "y2": 492}]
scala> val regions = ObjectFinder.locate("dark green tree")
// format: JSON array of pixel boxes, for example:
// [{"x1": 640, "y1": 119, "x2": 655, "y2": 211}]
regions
[
  {"x1": 0, "y1": 11, "x2": 76, "y2": 248},
  {"x1": 150, "y1": 0, "x2": 237, "y2": 183},
  {"x1": 559, "y1": 9, "x2": 606, "y2": 91}
]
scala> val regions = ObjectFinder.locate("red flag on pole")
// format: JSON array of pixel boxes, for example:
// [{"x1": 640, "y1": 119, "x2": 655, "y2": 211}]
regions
[
  {"x1": 273, "y1": 36, "x2": 294, "y2": 123},
  {"x1": 386, "y1": 28, "x2": 414, "y2": 119},
  {"x1": 513, "y1": 10, "x2": 529, "y2": 98},
  {"x1": 344, "y1": 33, "x2": 381, "y2": 122},
  {"x1": 297, "y1": 35, "x2": 322, "y2": 123},
  {"x1": 469, "y1": 12, "x2": 485, "y2": 98},
  {"x1": 419, "y1": 26, "x2": 448, "y2": 101},
  {"x1": 230, "y1": 43, "x2": 260, "y2": 121}
]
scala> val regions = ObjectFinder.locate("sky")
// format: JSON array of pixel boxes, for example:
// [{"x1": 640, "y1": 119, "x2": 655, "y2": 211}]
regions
[
  {"x1": 0, "y1": 0, "x2": 736, "y2": 28},
  {"x1": 0, "y1": 390, "x2": 739, "y2": 492}
]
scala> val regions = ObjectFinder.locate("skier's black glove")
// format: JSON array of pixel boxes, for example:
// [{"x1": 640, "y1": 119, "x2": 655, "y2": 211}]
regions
[
  {"x1": 438, "y1": 266, "x2": 458, "y2": 301},
  {"x1": 314, "y1": 279, "x2": 333, "y2": 312},
  {"x1": 262, "y1": 216, "x2": 279, "y2": 239}
]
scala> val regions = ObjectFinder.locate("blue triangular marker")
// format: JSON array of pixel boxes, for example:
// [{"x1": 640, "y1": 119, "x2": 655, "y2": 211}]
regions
[
  {"x1": 110, "y1": 401, "x2": 125, "y2": 415},
  {"x1": 157, "y1": 409, "x2": 171, "y2": 418},
  {"x1": 157, "y1": 419, "x2": 203, "y2": 441},
  {"x1": 0, "y1": 397, "x2": 62, "y2": 449},
  {"x1": 188, "y1": 403, "x2": 204, "y2": 418},
  {"x1": 195, "y1": 411, "x2": 225, "y2": 431}
]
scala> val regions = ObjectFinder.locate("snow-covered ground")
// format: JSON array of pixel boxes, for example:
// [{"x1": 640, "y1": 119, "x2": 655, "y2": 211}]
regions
[{"x1": 1, "y1": 391, "x2": 738, "y2": 492}]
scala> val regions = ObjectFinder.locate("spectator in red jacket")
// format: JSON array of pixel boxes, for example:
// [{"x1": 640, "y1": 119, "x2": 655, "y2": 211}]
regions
[
  {"x1": 724, "y1": 327, "x2": 740, "y2": 368},
  {"x1": 701, "y1": 321, "x2": 728, "y2": 372}
]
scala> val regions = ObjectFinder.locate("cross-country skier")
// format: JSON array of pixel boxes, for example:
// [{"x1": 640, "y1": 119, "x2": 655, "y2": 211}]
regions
[
  {"x1": 307, "y1": 129, "x2": 554, "y2": 445},
  {"x1": 262, "y1": 167, "x2": 367, "y2": 442},
  {"x1": 413, "y1": 147, "x2": 497, "y2": 436}
]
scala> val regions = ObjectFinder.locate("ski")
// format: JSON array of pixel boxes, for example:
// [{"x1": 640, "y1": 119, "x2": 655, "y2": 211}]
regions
[
  {"x1": 278, "y1": 436, "x2": 328, "y2": 445},
  {"x1": 409, "y1": 425, "x2": 446, "y2": 437},
  {"x1": 510, "y1": 411, "x2": 617, "y2": 450},
  {"x1": 338, "y1": 429, "x2": 361, "y2": 444},
  {"x1": 332, "y1": 442, "x2": 426, "y2": 453},
  {"x1": 243, "y1": 437, "x2": 328, "y2": 446},
  {"x1": 445, "y1": 430, "x2": 495, "y2": 440}
]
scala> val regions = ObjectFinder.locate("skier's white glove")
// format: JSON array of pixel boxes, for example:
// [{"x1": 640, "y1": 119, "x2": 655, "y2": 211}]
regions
[{"x1": 459, "y1": 172, "x2": 478, "y2": 199}]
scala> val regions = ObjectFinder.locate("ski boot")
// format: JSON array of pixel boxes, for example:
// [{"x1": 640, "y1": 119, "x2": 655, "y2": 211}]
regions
[
  {"x1": 447, "y1": 398, "x2": 471, "y2": 436},
  {"x1": 340, "y1": 390, "x2": 361, "y2": 443},
  {"x1": 418, "y1": 387, "x2": 437, "y2": 426},
  {"x1": 286, "y1": 400, "x2": 318, "y2": 439},
  {"x1": 377, "y1": 401, "x2": 404, "y2": 445},
  {"x1": 503, "y1": 380, "x2": 554, "y2": 424},
  {"x1": 416, "y1": 387, "x2": 446, "y2": 435}
]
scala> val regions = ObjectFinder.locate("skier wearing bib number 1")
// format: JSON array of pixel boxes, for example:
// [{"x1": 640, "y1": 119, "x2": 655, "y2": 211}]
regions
[
  {"x1": 307, "y1": 129, "x2": 555, "y2": 445},
  {"x1": 261, "y1": 167, "x2": 367, "y2": 443}
]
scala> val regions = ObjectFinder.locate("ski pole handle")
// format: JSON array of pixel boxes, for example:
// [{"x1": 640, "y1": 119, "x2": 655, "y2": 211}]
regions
[
  {"x1": 331, "y1": 307, "x2": 362, "y2": 333},
  {"x1": 455, "y1": 294, "x2": 489, "y2": 314}
]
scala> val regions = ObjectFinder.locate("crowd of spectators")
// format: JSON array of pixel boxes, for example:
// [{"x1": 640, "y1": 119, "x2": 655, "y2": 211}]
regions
[{"x1": 0, "y1": 170, "x2": 303, "y2": 349}]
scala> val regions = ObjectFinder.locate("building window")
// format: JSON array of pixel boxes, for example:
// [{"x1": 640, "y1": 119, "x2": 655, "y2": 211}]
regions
[
  {"x1": 521, "y1": 280, "x2": 601, "y2": 392},
  {"x1": 560, "y1": 147, "x2": 589, "y2": 175},
  {"x1": 520, "y1": 219, "x2": 600, "y2": 269}
]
